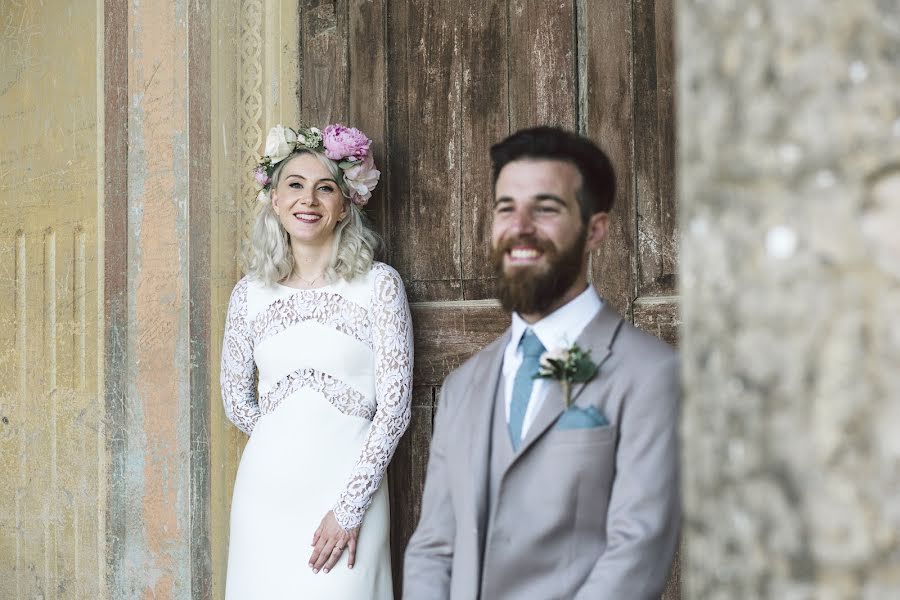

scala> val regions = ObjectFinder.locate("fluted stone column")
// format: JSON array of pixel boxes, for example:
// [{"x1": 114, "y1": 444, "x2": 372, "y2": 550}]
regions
[{"x1": 678, "y1": 1, "x2": 900, "y2": 598}]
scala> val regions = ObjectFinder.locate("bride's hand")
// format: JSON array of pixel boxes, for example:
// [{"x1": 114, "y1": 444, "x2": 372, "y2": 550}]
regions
[{"x1": 308, "y1": 510, "x2": 359, "y2": 574}]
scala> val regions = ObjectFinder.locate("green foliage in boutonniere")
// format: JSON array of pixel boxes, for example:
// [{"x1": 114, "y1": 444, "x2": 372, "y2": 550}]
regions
[{"x1": 534, "y1": 343, "x2": 599, "y2": 408}]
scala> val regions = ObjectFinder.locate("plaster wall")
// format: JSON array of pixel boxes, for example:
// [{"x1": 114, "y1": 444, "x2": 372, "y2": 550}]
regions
[{"x1": 679, "y1": 1, "x2": 900, "y2": 598}]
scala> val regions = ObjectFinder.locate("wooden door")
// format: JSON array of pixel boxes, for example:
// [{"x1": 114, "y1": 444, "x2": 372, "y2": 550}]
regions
[
  {"x1": 291, "y1": 1, "x2": 679, "y2": 596},
  {"x1": 208, "y1": 0, "x2": 679, "y2": 596}
]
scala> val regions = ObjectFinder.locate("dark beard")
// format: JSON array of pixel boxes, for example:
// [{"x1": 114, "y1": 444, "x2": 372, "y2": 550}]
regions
[{"x1": 492, "y1": 229, "x2": 587, "y2": 316}]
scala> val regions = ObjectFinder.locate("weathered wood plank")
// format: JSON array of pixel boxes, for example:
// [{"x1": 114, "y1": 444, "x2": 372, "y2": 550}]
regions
[
  {"x1": 103, "y1": 0, "x2": 129, "y2": 592},
  {"x1": 632, "y1": 296, "x2": 680, "y2": 347},
  {"x1": 389, "y1": 387, "x2": 435, "y2": 598},
  {"x1": 460, "y1": 1, "x2": 509, "y2": 299},
  {"x1": 188, "y1": 1, "x2": 213, "y2": 596},
  {"x1": 348, "y1": 0, "x2": 389, "y2": 246},
  {"x1": 299, "y1": 0, "x2": 349, "y2": 125},
  {"x1": 662, "y1": 547, "x2": 683, "y2": 600},
  {"x1": 386, "y1": 0, "x2": 463, "y2": 300},
  {"x1": 508, "y1": 0, "x2": 577, "y2": 130},
  {"x1": 411, "y1": 301, "x2": 509, "y2": 386},
  {"x1": 582, "y1": 0, "x2": 637, "y2": 316},
  {"x1": 634, "y1": 0, "x2": 678, "y2": 297}
]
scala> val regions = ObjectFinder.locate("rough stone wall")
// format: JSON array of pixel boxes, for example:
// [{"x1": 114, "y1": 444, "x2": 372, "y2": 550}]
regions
[{"x1": 678, "y1": 1, "x2": 900, "y2": 598}]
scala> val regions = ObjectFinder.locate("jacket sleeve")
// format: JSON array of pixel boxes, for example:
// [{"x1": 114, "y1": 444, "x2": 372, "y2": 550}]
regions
[
  {"x1": 574, "y1": 355, "x2": 682, "y2": 600},
  {"x1": 403, "y1": 383, "x2": 457, "y2": 600}
]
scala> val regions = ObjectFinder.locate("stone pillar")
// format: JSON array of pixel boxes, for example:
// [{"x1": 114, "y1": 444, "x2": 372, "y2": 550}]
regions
[
  {"x1": 104, "y1": 0, "x2": 212, "y2": 598},
  {"x1": 678, "y1": 1, "x2": 900, "y2": 598}
]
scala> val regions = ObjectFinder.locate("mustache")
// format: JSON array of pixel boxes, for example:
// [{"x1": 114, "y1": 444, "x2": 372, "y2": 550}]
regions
[{"x1": 495, "y1": 235, "x2": 556, "y2": 255}]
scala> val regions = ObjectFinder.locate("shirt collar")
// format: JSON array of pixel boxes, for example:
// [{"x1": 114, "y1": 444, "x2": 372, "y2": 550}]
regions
[{"x1": 510, "y1": 285, "x2": 603, "y2": 353}]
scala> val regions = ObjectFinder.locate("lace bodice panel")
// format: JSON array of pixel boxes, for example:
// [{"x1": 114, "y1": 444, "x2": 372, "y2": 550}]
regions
[{"x1": 220, "y1": 263, "x2": 414, "y2": 530}]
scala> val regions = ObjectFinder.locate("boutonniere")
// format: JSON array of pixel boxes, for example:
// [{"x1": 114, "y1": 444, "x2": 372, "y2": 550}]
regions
[{"x1": 535, "y1": 343, "x2": 599, "y2": 408}]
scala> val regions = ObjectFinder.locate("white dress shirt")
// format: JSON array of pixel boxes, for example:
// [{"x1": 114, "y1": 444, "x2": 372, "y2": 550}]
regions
[{"x1": 502, "y1": 285, "x2": 603, "y2": 440}]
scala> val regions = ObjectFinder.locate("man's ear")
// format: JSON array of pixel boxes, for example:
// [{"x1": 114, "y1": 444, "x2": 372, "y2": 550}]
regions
[{"x1": 585, "y1": 212, "x2": 610, "y2": 252}]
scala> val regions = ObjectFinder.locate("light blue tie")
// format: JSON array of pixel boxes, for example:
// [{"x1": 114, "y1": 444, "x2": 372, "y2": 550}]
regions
[{"x1": 508, "y1": 330, "x2": 545, "y2": 451}]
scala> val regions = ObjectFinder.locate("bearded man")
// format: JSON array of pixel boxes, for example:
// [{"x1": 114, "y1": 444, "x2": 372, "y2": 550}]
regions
[{"x1": 404, "y1": 127, "x2": 681, "y2": 600}]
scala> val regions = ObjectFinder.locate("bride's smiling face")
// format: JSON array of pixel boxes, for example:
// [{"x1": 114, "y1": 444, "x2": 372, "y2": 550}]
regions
[{"x1": 271, "y1": 152, "x2": 348, "y2": 246}]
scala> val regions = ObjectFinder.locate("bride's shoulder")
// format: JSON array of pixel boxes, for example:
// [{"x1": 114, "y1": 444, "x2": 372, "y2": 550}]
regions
[{"x1": 367, "y1": 262, "x2": 407, "y2": 291}]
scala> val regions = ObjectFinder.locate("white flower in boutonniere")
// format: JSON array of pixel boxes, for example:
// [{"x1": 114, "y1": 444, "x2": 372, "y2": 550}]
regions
[{"x1": 535, "y1": 343, "x2": 599, "y2": 408}]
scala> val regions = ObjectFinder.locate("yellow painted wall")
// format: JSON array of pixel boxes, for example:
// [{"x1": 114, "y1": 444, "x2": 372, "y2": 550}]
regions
[
  {"x1": 0, "y1": 1, "x2": 104, "y2": 597},
  {"x1": 209, "y1": 1, "x2": 299, "y2": 594}
]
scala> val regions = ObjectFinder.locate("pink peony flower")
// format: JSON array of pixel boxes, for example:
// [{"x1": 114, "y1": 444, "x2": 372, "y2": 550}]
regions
[
  {"x1": 342, "y1": 154, "x2": 381, "y2": 206},
  {"x1": 322, "y1": 124, "x2": 371, "y2": 161}
]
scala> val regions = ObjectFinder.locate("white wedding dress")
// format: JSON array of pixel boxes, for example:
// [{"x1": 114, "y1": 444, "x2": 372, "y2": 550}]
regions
[{"x1": 221, "y1": 263, "x2": 413, "y2": 599}]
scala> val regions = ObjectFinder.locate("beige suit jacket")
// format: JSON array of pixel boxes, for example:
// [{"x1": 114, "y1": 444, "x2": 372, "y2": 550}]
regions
[{"x1": 404, "y1": 305, "x2": 681, "y2": 599}]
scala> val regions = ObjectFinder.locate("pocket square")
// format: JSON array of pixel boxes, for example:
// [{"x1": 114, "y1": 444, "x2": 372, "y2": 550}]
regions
[{"x1": 556, "y1": 405, "x2": 609, "y2": 430}]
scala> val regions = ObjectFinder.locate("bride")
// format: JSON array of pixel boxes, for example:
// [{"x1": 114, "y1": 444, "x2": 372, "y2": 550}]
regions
[{"x1": 220, "y1": 123, "x2": 413, "y2": 598}]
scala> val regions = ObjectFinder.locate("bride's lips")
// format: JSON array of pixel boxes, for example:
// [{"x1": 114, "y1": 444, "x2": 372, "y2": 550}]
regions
[{"x1": 293, "y1": 211, "x2": 322, "y2": 224}]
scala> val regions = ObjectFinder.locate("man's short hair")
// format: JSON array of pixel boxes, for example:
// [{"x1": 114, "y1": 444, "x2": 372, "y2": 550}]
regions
[{"x1": 490, "y1": 126, "x2": 616, "y2": 220}]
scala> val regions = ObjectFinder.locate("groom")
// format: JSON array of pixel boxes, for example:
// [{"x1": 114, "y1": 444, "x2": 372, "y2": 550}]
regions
[{"x1": 404, "y1": 127, "x2": 681, "y2": 599}]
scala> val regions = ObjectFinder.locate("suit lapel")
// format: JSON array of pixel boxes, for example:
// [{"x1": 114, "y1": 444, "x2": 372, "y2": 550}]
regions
[
  {"x1": 462, "y1": 329, "x2": 509, "y2": 578},
  {"x1": 513, "y1": 306, "x2": 623, "y2": 459}
]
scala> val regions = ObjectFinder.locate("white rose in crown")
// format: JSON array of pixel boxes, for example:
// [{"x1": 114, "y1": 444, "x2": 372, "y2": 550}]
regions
[
  {"x1": 264, "y1": 125, "x2": 298, "y2": 164},
  {"x1": 342, "y1": 154, "x2": 381, "y2": 206}
]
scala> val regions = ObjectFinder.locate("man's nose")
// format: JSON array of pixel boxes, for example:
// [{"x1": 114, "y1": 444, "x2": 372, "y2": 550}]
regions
[{"x1": 509, "y1": 209, "x2": 536, "y2": 235}]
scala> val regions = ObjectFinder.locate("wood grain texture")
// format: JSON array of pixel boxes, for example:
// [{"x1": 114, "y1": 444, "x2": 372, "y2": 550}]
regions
[
  {"x1": 460, "y1": 1, "x2": 509, "y2": 299},
  {"x1": 411, "y1": 301, "x2": 509, "y2": 386},
  {"x1": 634, "y1": 0, "x2": 678, "y2": 297},
  {"x1": 103, "y1": 0, "x2": 129, "y2": 593},
  {"x1": 633, "y1": 296, "x2": 680, "y2": 347},
  {"x1": 386, "y1": 0, "x2": 464, "y2": 301},
  {"x1": 582, "y1": 0, "x2": 637, "y2": 316},
  {"x1": 508, "y1": 0, "x2": 578, "y2": 130},
  {"x1": 300, "y1": 0, "x2": 349, "y2": 125},
  {"x1": 348, "y1": 0, "x2": 389, "y2": 244},
  {"x1": 188, "y1": 0, "x2": 213, "y2": 596}
]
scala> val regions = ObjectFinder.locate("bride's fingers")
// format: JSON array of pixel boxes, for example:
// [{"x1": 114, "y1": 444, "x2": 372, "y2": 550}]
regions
[
  {"x1": 311, "y1": 523, "x2": 323, "y2": 546},
  {"x1": 312, "y1": 537, "x2": 338, "y2": 573},
  {"x1": 347, "y1": 535, "x2": 357, "y2": 569},
  {"x1": 308, "y1": 534, "x2": 328, "y2": 570},
  {"x1": 322, "y1": 541, "x2": 345, "y2": 573}
]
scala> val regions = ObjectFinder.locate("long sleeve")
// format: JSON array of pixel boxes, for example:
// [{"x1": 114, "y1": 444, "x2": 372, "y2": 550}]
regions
[
  {"x1": 221, "y1": 277, "x2": 261, "y2": 436},
  {"x1": 574, "y1": 355, "x2": 682, "y2": 600},
  {"x1": 403, "y1": 383, "x2": 456, "y2": 600},
  {"x1": 332, "y1": 265, "x2": 413, "y2": 530}
]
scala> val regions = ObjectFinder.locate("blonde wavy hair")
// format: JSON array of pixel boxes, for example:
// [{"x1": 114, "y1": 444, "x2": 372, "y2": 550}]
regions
[{"x1": 243, "y1": 149, "x2": 381, "y2": 285}]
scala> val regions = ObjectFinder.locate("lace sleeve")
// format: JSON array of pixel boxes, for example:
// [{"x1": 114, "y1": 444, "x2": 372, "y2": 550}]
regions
[
  {"x1": 221, "y1": 278, "x2": 261, "y2": 435},
  {"x1": 333, "y1": 265, "x2": 413, "y2": 530}
]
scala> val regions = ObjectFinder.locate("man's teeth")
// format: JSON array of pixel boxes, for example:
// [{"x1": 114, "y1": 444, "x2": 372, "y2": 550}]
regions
[{"x1": 510, "y1": 248, "x2": 540, "y2": 259}]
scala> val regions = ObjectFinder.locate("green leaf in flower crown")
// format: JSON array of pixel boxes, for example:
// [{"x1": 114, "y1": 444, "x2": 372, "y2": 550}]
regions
[{"x1": 338, "y1": 159, "x2": 359, "y2": 169}]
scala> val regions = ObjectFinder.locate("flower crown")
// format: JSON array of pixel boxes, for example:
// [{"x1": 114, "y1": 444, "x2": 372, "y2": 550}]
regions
[{"x1": 254, "y1": 123, "x2": 381, "y2": 207}]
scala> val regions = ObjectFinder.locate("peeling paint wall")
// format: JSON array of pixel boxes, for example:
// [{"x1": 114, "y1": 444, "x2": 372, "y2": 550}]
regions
[{"x1": 0, "y1": 1, "x2": 104, "y2": 597}]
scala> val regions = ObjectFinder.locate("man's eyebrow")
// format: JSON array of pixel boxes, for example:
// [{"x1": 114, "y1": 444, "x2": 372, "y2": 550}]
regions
[
  {"x1": 534, "y1": 194, "x2": 566, "y2": 205},
  {"x1": 493, "y1": 196, "x2": 513, "y2": 207}
]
